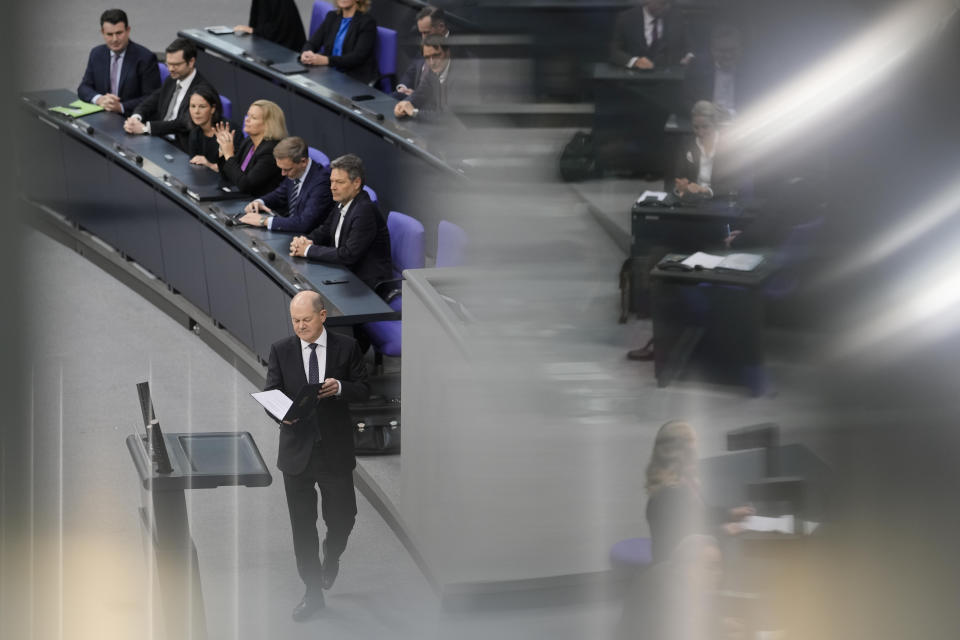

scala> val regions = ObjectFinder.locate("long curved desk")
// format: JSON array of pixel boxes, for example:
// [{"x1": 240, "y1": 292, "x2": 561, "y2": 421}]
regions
[
  {"x1": 179, "y1": 28, "x2": 467, "y2": 243},
  {"x1": 18, "y1": 89, "x2": 396, "y2": 366}
]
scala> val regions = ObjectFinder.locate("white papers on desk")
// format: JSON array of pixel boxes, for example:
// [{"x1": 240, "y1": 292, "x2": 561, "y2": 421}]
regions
[
  {"x1": 743, "y1": 515, "x2": 819, "y2": 535},
  {"x1": 680, "y1": 252, "x2": 764, "y2": 271},
  {"x1": 682, "y1": 251, "x2": 726, "y2": 269},
  {"x1": 716, "y1": 253, "x2": 764, "y2": 272},
  {"x1": 637, "y1": 190, "x2": 669, "y2": 203},
  {"x1": 251, "y1": 390, "x2": 292, "y2": 421}
]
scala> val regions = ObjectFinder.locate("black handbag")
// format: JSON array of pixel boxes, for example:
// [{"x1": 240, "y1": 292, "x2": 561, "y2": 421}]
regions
[{"x1": 351, "y1": 397, "x2": 401, "y2": 455}]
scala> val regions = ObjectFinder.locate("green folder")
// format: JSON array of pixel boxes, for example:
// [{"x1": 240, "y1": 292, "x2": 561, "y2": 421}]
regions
[{"x1": 49, "y1": 99, "x2": 104, "y2": 117}]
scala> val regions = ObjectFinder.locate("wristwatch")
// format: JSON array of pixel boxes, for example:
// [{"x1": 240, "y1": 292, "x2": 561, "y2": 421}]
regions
[{"x1": 259, "y1": 215, "x2": 267, "y2": 227}]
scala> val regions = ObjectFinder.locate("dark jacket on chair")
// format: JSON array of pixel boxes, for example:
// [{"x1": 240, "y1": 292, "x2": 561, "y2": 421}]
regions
[
  {"x1": 77, "y1": 40, "x2": 161, "y2": 114},
  {"x1": 304, "y1": 188, "x2": 392, "y2": 289},
  {"x1": 303, "y1": 10, "x2": 378, "y2": 83}
]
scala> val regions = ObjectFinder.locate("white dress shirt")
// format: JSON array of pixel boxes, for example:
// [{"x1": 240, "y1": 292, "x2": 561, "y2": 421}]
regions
[
  {"x1": 299, "y1": 330, "x2": 342, "y2": 395},
  {"x1": 695, "y1": 130, "x2": 720, "y2": 195},
  {"x1": 333, "y1": 197, "x2": 354, "y2": 248}
]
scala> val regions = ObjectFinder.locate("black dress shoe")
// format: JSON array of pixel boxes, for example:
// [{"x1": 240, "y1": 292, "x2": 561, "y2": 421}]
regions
[
  {"x1": 292, "y1": 590, "x2": 325, "y2": 622},
  {"x1": 321, "y1": 556, "x2": 339, "y2": 590}
]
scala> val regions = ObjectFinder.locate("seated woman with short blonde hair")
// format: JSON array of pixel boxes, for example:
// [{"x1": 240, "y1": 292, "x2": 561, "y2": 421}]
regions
[{"x1": 215, "y1": 99, "x2": 287, "y2": 196}]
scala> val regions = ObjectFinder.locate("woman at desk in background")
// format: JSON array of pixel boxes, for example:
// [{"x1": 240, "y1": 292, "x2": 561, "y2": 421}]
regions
[
  {"x1": 233, "y1": 0, "x2": 307, "y2": 51},
  {"x1": 185, "y1": 87, "x2": 225, "y2": 171},
  {"x1": 216, "y1": 99, "x2": 286, "y2": 197},
  {"x1": 645, "y1": 420, "x2": 753, "y2": 563},
  {"x1": 673, "y1": 100, "x2": 739, "y2": 200},
  {"x1": 299, "y1": 0, "x2": 378, "y2": 84}
]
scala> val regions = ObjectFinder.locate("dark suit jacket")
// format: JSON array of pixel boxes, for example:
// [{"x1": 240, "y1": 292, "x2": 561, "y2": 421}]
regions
[
  {"x1": 132, "y1": 71, "x2": 216, "y2": 149},
  {"x1": 77, "y1": 40, "x2": 161, "y2": 114},
  {"x1": 261, "y1": 160, "x2": 334, "y2": 233},
  {"x1": 250, "y1": 0, "x2": 306, "y2": 51},
  {"x1": 265, "y1": 332, "x2": 370, "y2": 476},
  {"x1": 610, "y1": 6, "x2": 689, "y2": 68},
  {"x1": 404, "y1": 57, "x2": 480, "y2": 112},
  {"x1": 675, "y1": 137, "x2": 741, "y2": 199},
  {"x1": 682, "y1": 55, "x2": 750, "y2": 114},
  {"x1": 303, "y1": 10, "x2": 378, "y2": 84},
  {"x1": 305, "y1": 189, "x2": 392, "y2": 289},
  {"x1": 392, "y1": 57, "x2": 429, "y2": 100},
  {"x1": 219, "y1": 137, "x2": 283, "y2": 197}
]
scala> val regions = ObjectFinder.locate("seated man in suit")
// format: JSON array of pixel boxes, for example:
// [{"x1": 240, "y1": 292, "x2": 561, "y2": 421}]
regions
[
  {"x1": 265, "y1": 290, "x2": 370, "y2": 621},
  {"x1": 288, "y1": 154, "x2": 392, "y2": 290},
  {"x1": 415, "y1": 6, "x2": 450, "y2": 39},
  {"x1": 238, "y1": 136, "x2": 334, "y2": 233},
  {"x1": 682, "y1": 24, "x2": 747, "y2": 117},
  {"x1": 394, "y1": 36, "x2": 478, "y2": 118},
  {"x1": 77, "y1": 9, "x2": 161, "y2": 114},
  {"x1": 610, "y1": 0, "x2": 693, "y2": 70},
  {"x1": 123, "y1": 37, "x2": 216, "y2": 149}
]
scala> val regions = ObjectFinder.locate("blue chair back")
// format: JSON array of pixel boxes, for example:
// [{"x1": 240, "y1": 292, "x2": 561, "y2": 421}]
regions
[
  {"x1": 309, "y1": 0, "x2": 335, "y2": 38},
  {"x1": 158, "y1": 62, "x2": 170, "y2": 83},
  {"x1": 386, "y1": 211, "x2": 425, "y2": 281},
  {"x1": 308, "y1": 146, "x2": 330, "y2": 169},
  {"x1": 436, "y1": 220, "x2": 467, "y2": 267},
  {"x1": 219, "y1": 95, "x2": 232, "y2": 121},
  {"x1": 363, "y1": 184, "x2": 377, "y2": 202},
  {"x1": 374, "y1": 27, "x2": 398, "y2": 92}
]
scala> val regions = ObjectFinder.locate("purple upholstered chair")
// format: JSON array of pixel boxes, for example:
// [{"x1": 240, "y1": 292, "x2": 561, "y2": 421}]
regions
[
  {"x1": 362, "y1": 211, "x2": 425, "y2": 371},
  {"x1": 309, "y1": 0, "x2": 335, "y2": 38},
  {"x1": 436, "y1": 220, "x2": 467, "y2": 268},
  {"x1": 372, "y1": 27, "x2": 398, "y2": 93},
  {"x1": 308, "y1": 146, "x2": 330, "y2": 170}
]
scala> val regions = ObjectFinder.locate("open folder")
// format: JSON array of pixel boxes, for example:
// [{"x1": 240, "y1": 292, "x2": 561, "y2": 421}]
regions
[
  {"x1": 251, "y1": 384, "x2": 322, "y2": 423},
  {"x1": 49, "y1": 99, "x2": 104, "y2": 118}
]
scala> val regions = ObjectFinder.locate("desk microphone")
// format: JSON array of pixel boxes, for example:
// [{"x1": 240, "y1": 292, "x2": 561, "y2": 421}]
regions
[
  {"x1": 251, "y1": 239, "x2": 276, "y2": 260},
  {"x1": 350, "y1": 102, "x2": 385, "y2": 121},
  {"x1": 244, "y1": 53, "x2": 273, "y2": 66}
]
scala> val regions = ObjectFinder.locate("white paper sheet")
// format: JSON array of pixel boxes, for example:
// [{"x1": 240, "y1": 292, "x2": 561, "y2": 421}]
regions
[
  {"x1": 742, "y1": 515, "x2": 819, "y2": 535},
  {"x1": 681, "y1": 251, "x2": 725, "y2": 269},
  {"x1": 637, "y1": 190, "x2": 668, "y2": 202},
  {"x1": 251, "y1": 390, "x2": 292, "y2": 421}
]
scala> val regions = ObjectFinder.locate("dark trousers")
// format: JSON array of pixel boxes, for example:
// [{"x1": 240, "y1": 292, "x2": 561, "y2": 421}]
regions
[{"x1": 283, "y1": 442, "x2": 357, "y2": 591}]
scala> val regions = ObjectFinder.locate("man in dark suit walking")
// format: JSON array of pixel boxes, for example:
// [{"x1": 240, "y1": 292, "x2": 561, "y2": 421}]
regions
[
  {"x1": 123, "y1": 37, "x2": 216, "y2": 149},
  {"x1": 265, "y1": 290, "x2": 370, "y2": 621},
  {"x1": 289, "y1": 154, "x2": 392, "y2": 290},
  {"x1": 238, "y1": 136, "x2": 334, "y2": 233},
  {"x1": 77, "y1": 9, "x2": 161, "y2": 114}
]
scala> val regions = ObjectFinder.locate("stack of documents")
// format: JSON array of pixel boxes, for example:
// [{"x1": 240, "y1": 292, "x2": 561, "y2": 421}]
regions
[{"x1": 680, "y1": 252, "x2": 764, "y2": 272}]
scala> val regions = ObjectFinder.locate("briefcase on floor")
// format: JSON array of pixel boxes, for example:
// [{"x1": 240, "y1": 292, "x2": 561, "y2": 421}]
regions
[{"x1": 350, "y1": 396, "x2": 401, "y2": 455}]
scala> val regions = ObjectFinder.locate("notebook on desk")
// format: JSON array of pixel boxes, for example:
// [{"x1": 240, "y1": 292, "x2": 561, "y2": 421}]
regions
[
  {"x1": 271, "y1": 61, "x2": 308, "y2": 75},
  {"x1": 205, "y1": 25, "x2": 236, "y2": 35}
]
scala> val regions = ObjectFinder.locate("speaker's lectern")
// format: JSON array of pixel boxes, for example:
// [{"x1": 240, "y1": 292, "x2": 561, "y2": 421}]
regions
[{"x1": 126, "y1": 382, "x2": 272, "y2": 639}]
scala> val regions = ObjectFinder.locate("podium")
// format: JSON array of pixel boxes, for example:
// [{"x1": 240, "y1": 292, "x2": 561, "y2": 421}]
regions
[{"x1": 126, "y1": 431, "x2": 272, "y2": 640}]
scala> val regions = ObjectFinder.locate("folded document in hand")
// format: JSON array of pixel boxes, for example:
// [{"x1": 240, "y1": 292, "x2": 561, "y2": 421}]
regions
[{"x1": 251, "y1": 384, "x2": 322, "y2": 422}]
